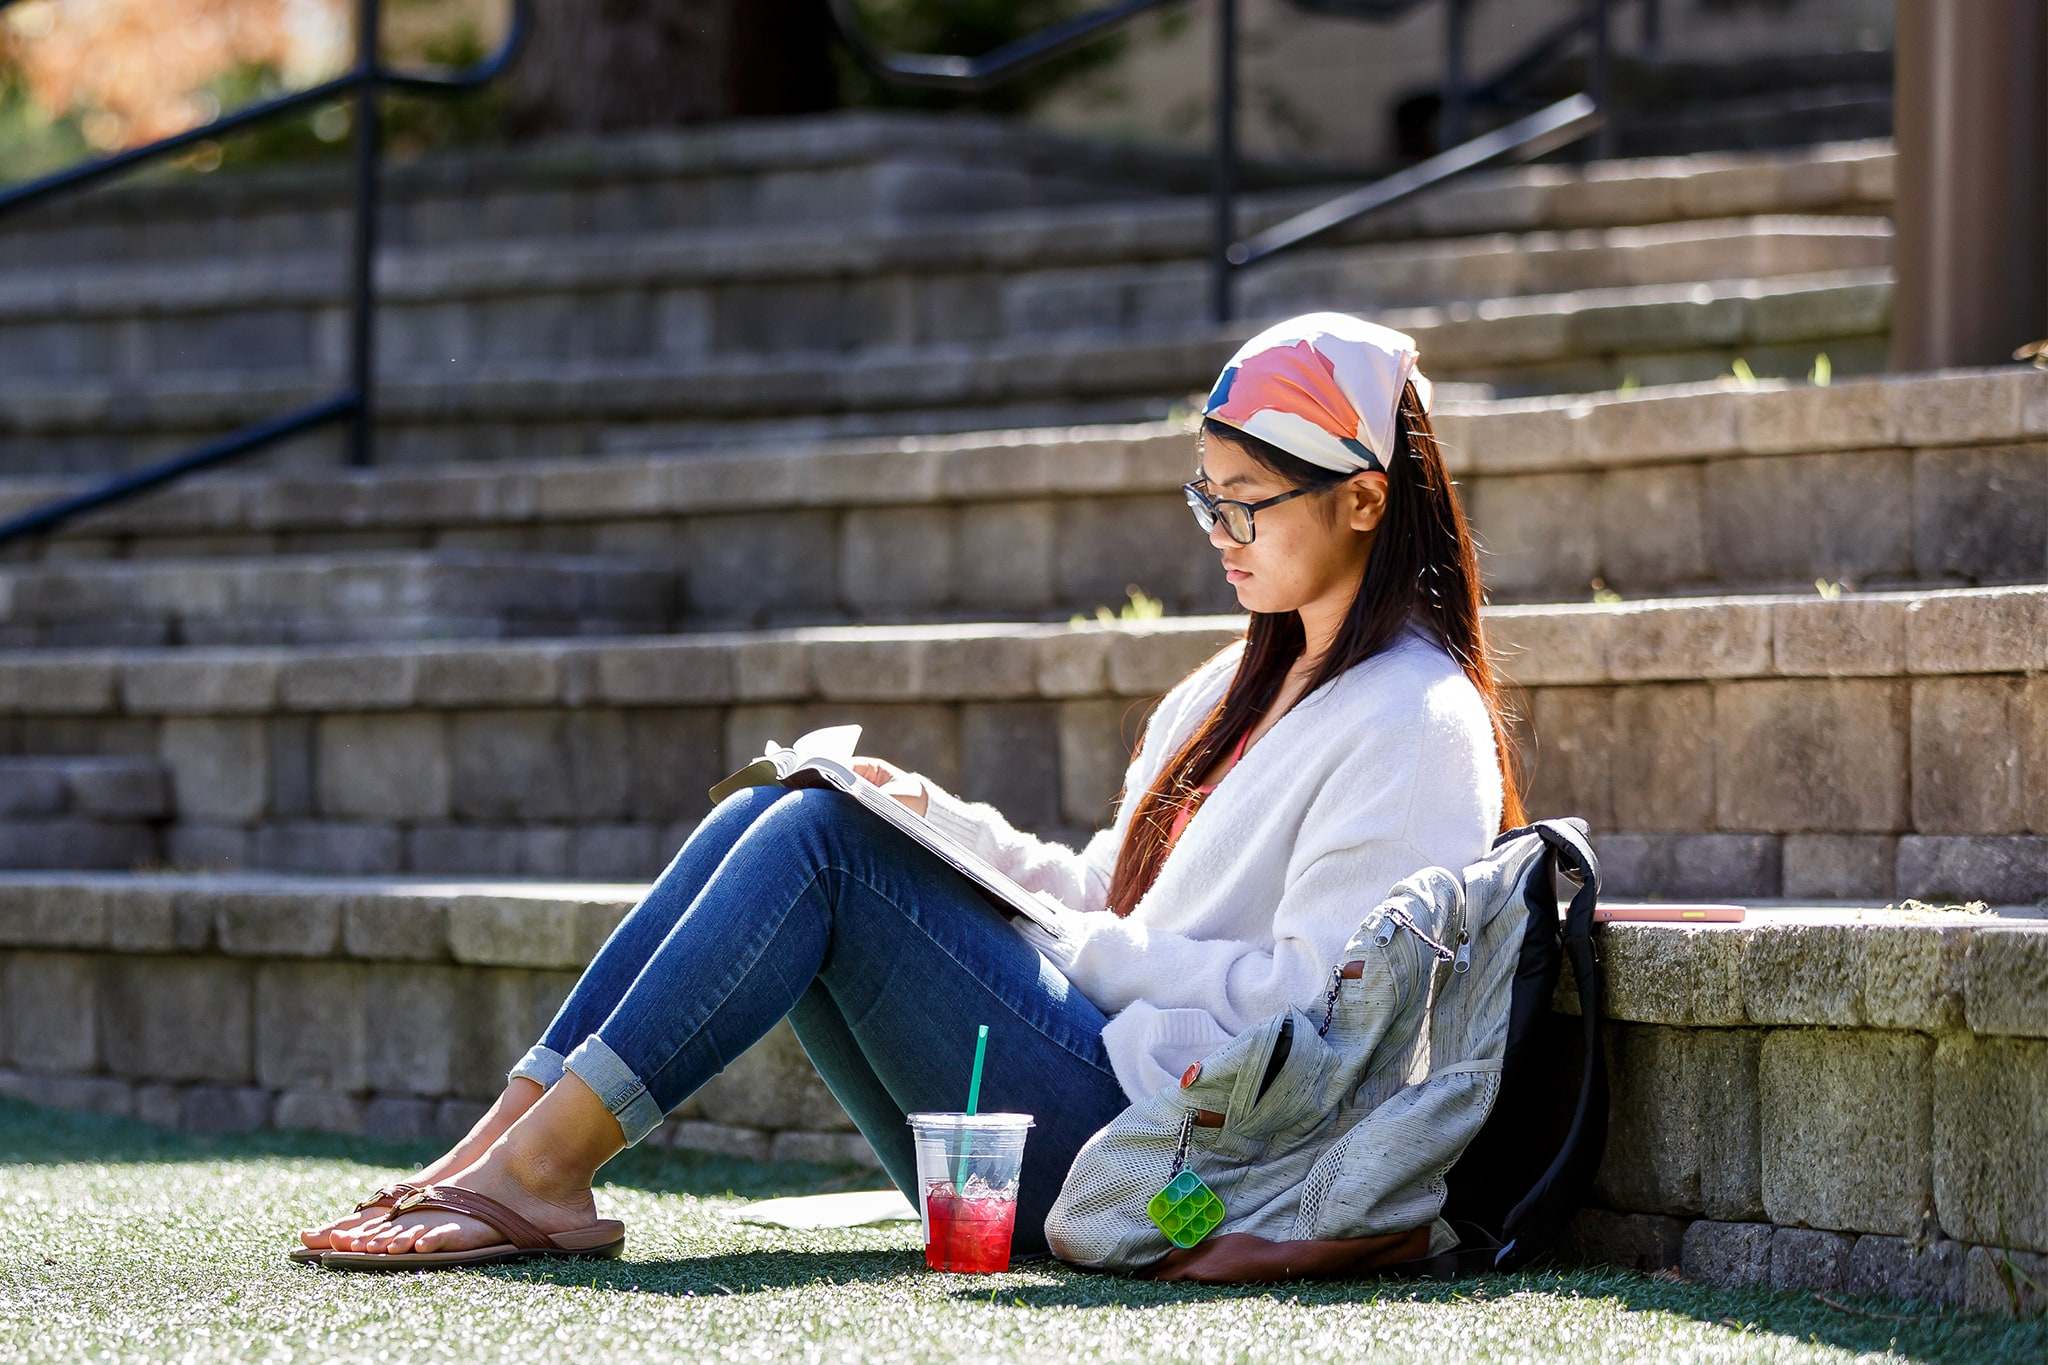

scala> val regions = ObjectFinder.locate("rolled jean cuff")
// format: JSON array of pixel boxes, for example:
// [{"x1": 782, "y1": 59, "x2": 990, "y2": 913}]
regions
[
  {"x1": 563, "y1": 1033, "x2": 667, "y2": 1148},
  {"x1": 507, "y1": 1043, "x2": 567, "y2": 1091}
]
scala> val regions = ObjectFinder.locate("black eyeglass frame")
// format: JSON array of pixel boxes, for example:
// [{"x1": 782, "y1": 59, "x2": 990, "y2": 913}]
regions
[{"x1": 1182, "y1": 477, "x2": 1314, "y2": 545}]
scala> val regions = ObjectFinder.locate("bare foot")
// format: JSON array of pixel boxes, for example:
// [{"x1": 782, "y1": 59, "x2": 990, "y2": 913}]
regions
[
  {"x1": 331, "y1": 1147, "x2": 598, "y2": 1256},
  {"x1": 298, "y1": 1080, "x2": 544, "y2": 1252}
]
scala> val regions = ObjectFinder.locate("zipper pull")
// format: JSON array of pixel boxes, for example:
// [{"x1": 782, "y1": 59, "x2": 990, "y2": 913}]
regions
[
  {"x1": 1453, "y1": 928, "x2": 1472, "y2": 975},
  {"x1": 1373, "y1": 905, "x2": 1454, "y2": 961},
  {"x1": 1168, "y1": 1106, "x2": 1196, "y2": 1175},
  {"x1": 1317, "y1": 963, "x2": 1342, "y2": 1036}
]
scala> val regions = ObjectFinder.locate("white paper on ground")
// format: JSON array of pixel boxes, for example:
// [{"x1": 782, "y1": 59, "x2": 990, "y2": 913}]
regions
[{"x1": 725, "y1": 1188, "x2": 919, "y2": 1230}]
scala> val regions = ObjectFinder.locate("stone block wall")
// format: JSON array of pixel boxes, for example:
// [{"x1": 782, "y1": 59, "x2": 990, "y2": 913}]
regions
[
  {"x1": 1559, "y1": 913, "x2": 2048, "y2": 1317},
  {"x1": 4, "y1": 587, "x2": 2044, "y2": 900},
  {"x1": 0, "y1": 878, "x2": 871, "y2": 1167},
  {"x1": 5, "y1": 886, "x2": 2043, "y2": 1315}
]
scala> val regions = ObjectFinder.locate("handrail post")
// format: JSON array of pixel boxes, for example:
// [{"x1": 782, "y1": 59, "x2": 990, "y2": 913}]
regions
[
  {"x1": 1211, "y1": 0, "x2": 1238, "y2": 326},
  {"x1": 1443, "y1": 0, "x2": 1469, "y2": 148},
  {"x1": 347, "y1": 0, "x2": 383, "y2": 468},
  {"x1": 1590, "y1": 0, "x2": 1614, "y2": 159}
]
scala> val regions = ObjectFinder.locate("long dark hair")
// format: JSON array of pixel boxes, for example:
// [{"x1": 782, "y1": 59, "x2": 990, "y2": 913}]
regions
[{"x1": 1102, "y1": 380, "x2": 1527, "y2": 916}]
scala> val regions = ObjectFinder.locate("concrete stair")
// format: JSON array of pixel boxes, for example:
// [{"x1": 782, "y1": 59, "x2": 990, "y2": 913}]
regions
[
  {"x1": 0, "y1": 270, "x2": 1893, "y2": 474},
  {"x1": 0, "y1": 215, "x2": 1890, "y2": 384},
  {"x1": 3, "y1": 369, "x2": 2038, "y2": 620},
  {"x1": 0, "y1": 756, "x2": 165, "y2": 870},
  {"x1": 0, "y1": 551, "x2": 678, "y2": 646},
  {"x1": 0, "y1": 138, "x2": 1896, "y2": 473},
  {"x1": 0, "y1": 113, "x2": 1248, "y2": 271},
  {"x1": 1517, "y1": 47, "x2": 1894, "y2": 158}
]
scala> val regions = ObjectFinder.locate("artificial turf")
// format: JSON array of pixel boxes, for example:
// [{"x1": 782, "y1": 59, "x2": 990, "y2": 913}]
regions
[{"x1": 1, "y1": 1098, "x2": 2038, "y2": 1363}]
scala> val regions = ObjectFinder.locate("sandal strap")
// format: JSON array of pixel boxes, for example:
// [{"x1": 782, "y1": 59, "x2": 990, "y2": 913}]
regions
[
  {"x1": 354, "y1": 1181, "x2": 420, "y2": 1212},
  {"x1": 388, "y1": 1183, "x2": 558, "y2": 1250}
]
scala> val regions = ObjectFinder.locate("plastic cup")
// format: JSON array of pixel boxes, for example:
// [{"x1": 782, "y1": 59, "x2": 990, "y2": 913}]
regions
[{"x1": 905, "y1": 1112, "x2": 1034, "y2": 1273}]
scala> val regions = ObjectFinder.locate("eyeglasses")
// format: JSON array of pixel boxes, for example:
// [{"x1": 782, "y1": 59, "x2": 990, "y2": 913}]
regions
[{"x1": 1181, "y1": 477, "x2": 1313, "y2": 545}]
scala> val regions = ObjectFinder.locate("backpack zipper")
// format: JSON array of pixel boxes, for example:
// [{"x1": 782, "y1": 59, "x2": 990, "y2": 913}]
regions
[
  {"x1": 1373, "y1": 905, "x2": 1455, "y2": 962},
  {"x1": 1445, "y1": 883, "x2": 1475, "y2": 975},
  {"x1": 1316, "y1": 962, "x2": 1343, "y2": 1037}
]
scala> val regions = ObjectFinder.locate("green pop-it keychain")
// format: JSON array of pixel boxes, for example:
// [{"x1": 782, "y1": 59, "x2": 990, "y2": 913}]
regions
[{"x1": 1147, "y1": 1110, "x2": 1225, "y2": 1248}]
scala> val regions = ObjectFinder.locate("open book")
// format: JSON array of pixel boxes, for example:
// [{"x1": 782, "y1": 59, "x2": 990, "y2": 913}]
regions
[{"x1": 707, "y1": 723, "x2": 1073, "y2": 938}]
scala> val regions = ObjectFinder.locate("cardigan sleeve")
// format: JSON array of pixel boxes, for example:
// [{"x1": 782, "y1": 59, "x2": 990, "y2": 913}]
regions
[
  {"x1": 918, "y1": 783, "x2": 1126, "y2": 916},
  {"x1": 1012, "y1": 690, "x2": 1495, "y2": 1029},
  {"x1": 1010, "y1": 831, "x2": 1445, "y2": 1025},
  {"x1": 915, "y1": 639, "x2": 1243, "y2": 917}
]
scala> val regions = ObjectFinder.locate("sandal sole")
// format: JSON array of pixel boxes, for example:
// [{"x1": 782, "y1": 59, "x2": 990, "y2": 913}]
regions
[{"x1": 319, "y1": 1236, "x2": 625, "y2": 1273}]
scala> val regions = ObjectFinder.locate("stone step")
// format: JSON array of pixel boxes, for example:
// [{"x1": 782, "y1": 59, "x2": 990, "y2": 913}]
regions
[
  {"x1": 2, "y1": 874, "x2": 2042, "y2": 1292},
  {"x1": 0, "y1": 128, "x2": 1892, "y2": 279},
  {"x1": 0, "y1": 551, "x2": 678, "y2": 647},
  {"x1": 0, "y1": 112, "x2": 1259, "y2": 272},
  {"x1": 1607, "y1": 88, "x2": 1893, "y2": 160},
  {"x1": 0, "y1": 756, "x2": 165, "y2": 871},
  {"x1": 0, "y1": 583, "x2": 2040, "y2": 899},
  {"x1": 1516, "y1": 48, "x2": 1894, "y2": 158},
  {"x1": 0, "y1": 755, "x2": 167, "y2": 818},
  {"x1": 0, "y1": 272, "x2": 1896, "y2": 475},
  {"x1": 6, "y1": 369, "x2": 2038, "y2": 613},
  {"x1": 0, "y1": 215, "x2": 1892, "y2": 383}
]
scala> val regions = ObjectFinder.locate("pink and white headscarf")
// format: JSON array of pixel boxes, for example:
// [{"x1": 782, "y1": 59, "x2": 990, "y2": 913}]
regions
[{"x1": 1202, "y1": 311, "x2": 1433, "y2": 475}]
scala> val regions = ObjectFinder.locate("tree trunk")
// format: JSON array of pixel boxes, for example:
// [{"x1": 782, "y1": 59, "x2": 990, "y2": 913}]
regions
[{"x1": 502, "y1": 0, "x2": 835, "y2": 138}]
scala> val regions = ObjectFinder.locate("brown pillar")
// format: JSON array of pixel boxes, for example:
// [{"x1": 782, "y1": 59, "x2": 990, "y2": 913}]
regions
[{"x1": 1891, "y1": 0, "x2": 2048, "y2": 371}]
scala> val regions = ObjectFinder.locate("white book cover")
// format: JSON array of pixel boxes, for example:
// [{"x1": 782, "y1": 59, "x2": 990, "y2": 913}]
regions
[{"x1": 707, "y1": 723, "x2": 1072, "y2": 938}]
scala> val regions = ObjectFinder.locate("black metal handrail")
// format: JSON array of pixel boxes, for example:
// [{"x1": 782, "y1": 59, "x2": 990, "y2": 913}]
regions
[
  {"x1": 825, "y1": 0, "x2": 1184, "y2": 93},
  {"x1": 0, "y1": 0, "x2": 531, "y2": 548},
  {"x1": 828, "y1": 0, "x2": 1654, "y2": 324}
]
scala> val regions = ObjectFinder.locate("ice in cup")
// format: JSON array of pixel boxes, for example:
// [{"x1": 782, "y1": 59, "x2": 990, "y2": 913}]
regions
[{"x1": 905, "y1": 1112, "x2": 1034, "y2": 1272}]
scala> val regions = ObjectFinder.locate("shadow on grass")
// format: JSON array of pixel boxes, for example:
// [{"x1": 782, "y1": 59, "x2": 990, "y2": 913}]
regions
[
  {"x1": 16, "y1": 1100, "x2": 2041, "y2": 1362},
  {"x1": 0, "y1": 1097, "x2": 878, "y2": 1201},
  {"x1": 481, "y1": 1246, "x2": 927, "y2": 1295},
  {"x1": 381, "y1": 1246, "x2": 2042, "y2": 1362},
  {"x1": 978, "y1": 1264, "x2": 2035, "y2": 1364}
]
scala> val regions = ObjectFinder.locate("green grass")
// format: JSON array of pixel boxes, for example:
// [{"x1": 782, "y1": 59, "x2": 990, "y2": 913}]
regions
[{"x1": 1, "y1": 1098, "x2": 2038, "y2": 1364}]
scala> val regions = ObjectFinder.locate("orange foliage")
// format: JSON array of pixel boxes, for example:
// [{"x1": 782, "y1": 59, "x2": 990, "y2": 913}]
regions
[
  {"x1": 0, "y1": 0, "x2": 501, "y2": 150},
  {"x1": 1, "y1": 0, "x2": 352, "y2": 147}
]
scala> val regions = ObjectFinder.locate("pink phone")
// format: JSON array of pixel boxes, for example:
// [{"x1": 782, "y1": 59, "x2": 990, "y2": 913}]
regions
[{"x1": 1594, "y1": 903, "x2": 1746, "y2": 924}]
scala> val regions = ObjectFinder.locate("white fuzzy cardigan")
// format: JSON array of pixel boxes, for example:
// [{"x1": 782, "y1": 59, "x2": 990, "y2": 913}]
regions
[{"x1": 920, "y1": 621, "x2": 1505, "y2": 1104}]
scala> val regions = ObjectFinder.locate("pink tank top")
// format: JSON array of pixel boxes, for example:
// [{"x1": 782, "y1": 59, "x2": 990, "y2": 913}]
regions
[{"x1": 1162, "y1": 729, "x2": 1253, "y2": 855}]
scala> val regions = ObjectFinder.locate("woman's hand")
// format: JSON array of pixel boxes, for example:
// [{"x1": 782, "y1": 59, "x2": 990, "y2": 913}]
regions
[{"x1": 850, "y1": 755, "x2": 931, "y2": 818}]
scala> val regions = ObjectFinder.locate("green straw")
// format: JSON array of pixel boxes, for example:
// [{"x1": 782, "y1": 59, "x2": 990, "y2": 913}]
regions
[{"x1": 954, "y1": 1024, "x2": 989, "y2": 1192}]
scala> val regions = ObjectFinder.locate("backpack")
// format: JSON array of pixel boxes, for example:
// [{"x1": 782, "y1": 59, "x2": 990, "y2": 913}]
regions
[{"x1": 1042, "y1": 817, "x2": 1606, "y2": 1283}]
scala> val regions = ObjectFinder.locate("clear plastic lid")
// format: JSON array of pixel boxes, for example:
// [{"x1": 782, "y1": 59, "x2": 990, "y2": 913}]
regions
[{"x1": 904, "y1": 1112, "x2": 1035, "y2": 1130}]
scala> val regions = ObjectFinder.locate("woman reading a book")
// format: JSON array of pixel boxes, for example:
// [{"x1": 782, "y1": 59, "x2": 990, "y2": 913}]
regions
[{"x1": 299, "y1": 312, "x2": 1525, "y2": 1270}]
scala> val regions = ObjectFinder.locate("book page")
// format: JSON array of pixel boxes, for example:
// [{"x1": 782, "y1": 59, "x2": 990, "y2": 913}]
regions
[
  {"x1": 710, "y1": 724, "x2": 1069, "y2": 939},
  {"x1": 773, "y1": 724, "x2": 862, "y2": 766}
]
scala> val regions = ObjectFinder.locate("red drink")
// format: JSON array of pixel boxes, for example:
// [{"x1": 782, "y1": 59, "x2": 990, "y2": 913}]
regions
[{"x1": 923, "y1": 1177, "x2": 1019, "y2": 1272}]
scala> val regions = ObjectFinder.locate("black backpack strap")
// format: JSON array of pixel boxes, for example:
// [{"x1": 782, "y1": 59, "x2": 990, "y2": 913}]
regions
[
  {"x1": 1491, "y1": 818, "x2": 1605, "y2": 1268},
  {"x1": 1369, "y1": 1221, "x2": 1509, "y2": 1280}
]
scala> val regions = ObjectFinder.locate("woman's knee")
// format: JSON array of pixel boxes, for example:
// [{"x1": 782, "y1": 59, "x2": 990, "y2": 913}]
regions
[
  {"x1": 738, "y1": 785, "x2": 865, "y2": 844},
  {"x1": 691, "y1": 785, "x2": 796, "y2": 850},
  {"x1": 714, "y1": 784, "x2": 792, "y2": 824},
  {"x1": 679, "y1": 786, "x2": 853, "y2": 866},
  {"x1": 644, "y1": 786, "x2": 791, "y2": 887}
]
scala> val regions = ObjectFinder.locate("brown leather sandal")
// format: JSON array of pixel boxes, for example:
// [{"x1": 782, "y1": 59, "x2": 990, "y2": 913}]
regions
[
  {"x1": 286, "y1": 1181, "x2": 423, "y2": 1265},
  {"x1": 318, "y1": 1182, "x2": 626, "y2": 1271}
]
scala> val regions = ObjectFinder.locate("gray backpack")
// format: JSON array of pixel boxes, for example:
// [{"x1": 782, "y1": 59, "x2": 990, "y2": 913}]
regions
[{"x1": 1044, "y1": 818, "x2": 1605, "y2": 1282}]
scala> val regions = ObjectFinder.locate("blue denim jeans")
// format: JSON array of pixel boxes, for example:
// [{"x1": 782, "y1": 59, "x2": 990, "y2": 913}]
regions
[{"x1": 508, "y1": 784, "x2": 1132, "y2": 1257}]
